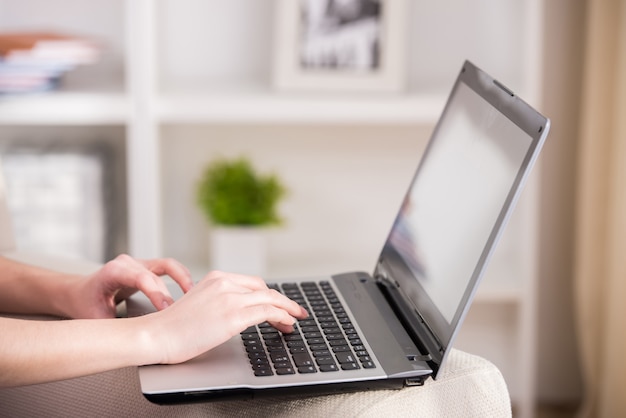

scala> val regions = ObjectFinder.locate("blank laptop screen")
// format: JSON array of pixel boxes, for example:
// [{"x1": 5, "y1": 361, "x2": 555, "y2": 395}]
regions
[
  {"x1": 383, "y1": 64, "x2": 546, "y2": 346},
  {"x1": 392, "y1": 81, "x2": 532, "y2": 322}
]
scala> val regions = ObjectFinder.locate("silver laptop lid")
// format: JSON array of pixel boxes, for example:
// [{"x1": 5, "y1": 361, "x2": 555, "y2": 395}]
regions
[{"x1": 376, "y1": 60, "x2": 549, "y2": 359}]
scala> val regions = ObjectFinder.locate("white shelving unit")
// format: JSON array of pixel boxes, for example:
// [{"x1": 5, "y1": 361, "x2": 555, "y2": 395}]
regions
[{"x1": 0, "y1": 1, "x2": 545, "y2": 416}]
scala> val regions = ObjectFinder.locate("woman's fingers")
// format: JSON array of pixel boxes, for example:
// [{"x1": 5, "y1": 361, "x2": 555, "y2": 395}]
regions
[
  {"x1": 100, "y1": 255, "x2": 176, "y2": 309},
  {"x1": 135, "y1": 270, "x2": 175, "y2": 310},
  {"x1": 217, "y1": 286, "x2": 309, "y2": 334},
  {"x1": 112, "y1": 255, "x2": 196, "y2": 309},
  {"x1": 140, "y1": 257, "x2": 194, "y2": 293},
  {"x1": 198, "y1": 275, "x2": 308, "y2": 319}
]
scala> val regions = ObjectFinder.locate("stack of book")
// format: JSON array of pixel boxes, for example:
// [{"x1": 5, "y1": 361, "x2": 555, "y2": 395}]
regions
[{"x1": 0, "y1": 31, "x2": 101, "y2": 94}]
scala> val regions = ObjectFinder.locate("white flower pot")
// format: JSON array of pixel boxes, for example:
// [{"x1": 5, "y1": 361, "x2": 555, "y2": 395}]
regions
[{"x1": 209, "y1": 226, "x2": 267, "y2": 276}]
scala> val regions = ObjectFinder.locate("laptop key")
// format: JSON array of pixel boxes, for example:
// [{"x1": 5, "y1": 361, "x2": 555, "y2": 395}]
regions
[
  {"x1": 254, "y1": 369, "x2": 274, "y2": 377},
  {"x1": 332, "y1": 345, "x2": 352, "y2": 353},
  {"x1": 297, "y1": 366, "x2": 317, "y2": 374},
  {"x1": 270, "y1": 353, "x2": 290, "y2": 363},
  {"x1": 276, "y1": 367, "x2": 296, "y2": 375},
  {"x1": 319, "y1": 364, "x2": 339, "y2": 372},
  {"x1": 315, "y1": 356, "x2": 336, "y2": 365},
  {"x1": 245, "y1": 344, "x2": 264, "y2": 352},
  {"x1": 335, "y1": 352, "x2": 357, "y2": 364},
  {"x1": 361, "y1": 361, "x2": 376, "y2": 369},
  {"x1": 309, "y1": 344, "x2": 328, "y2": 351},
  {"x1": 292, "y1": 352, "x2": 314, "y2": 367},
  {"x1": 340, "y1": 362, "x2": 360, "y2": 371},
  {"x1": 283, "y1": 334, "x2": 303, "y2": 342},
  {"x1": 273, "y1": 361, "x2": 292, "y2": 368},
  {"x1": 250, "y1": 357, "x2": 270, "y2": 366},
  {"x1": 264, "y1": 339, "x2": 284, "y2": 347},
  {"x1": 268, "y1": 345, "x2": 288, "y2": 352},
  {"x1": 248, "y1": 351, "x2": 267, "y2": 359},
  {"x1": 301, "y1": 326, "x2": 320, "y2": 333}
]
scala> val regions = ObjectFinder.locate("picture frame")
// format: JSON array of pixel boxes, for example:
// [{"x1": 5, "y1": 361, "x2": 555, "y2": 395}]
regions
[{"x1": 273, "y1": 0, "x2": 408, "y2": 93}]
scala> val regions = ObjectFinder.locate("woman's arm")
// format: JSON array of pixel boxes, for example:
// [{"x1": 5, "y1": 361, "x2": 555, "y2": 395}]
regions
[
  {"x1": 0, "y1": 256, "x2": 80, "y2": 317},
  {"x1": 0, "y1": 255, "x2": 194, "y2": 319},
  {"x1": 0, "y1": 268, "x2": 307, "y2": 388},
  {"x1": 0, "y1": 316, "x2": 151, "y2": 387}
]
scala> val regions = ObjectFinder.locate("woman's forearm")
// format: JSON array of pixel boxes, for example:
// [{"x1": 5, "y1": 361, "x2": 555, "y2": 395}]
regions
[
  {"x1": 0, "y1": 257, "x2": 81, "y2": 318},
  {"x1": 0, "y1": 315, "x2": 155, "y2": 388}
]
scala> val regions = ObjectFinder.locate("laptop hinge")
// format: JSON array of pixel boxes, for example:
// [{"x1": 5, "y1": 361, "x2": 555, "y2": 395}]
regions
[{"x1": 374, "y1": 264, "x2": 444, "y2": 375}]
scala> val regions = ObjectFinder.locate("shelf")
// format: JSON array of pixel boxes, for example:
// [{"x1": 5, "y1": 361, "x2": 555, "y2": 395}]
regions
[
  {"x1": 0, "y1": 90, "x2": 130, "y2": 126},
  {"x1": 157, "y1": 83, "x2": 446, "y2": 125},
  {"x1": 0, "y1": 86, "x2": 446, "y2": 126}
]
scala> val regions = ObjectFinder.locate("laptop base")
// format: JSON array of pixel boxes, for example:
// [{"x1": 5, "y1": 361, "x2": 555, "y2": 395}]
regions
[{"x1": 143, "y1": 376, "x2": 424, "y2": 405}]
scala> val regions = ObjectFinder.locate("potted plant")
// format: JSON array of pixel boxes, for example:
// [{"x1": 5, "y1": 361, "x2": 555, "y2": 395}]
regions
[{"x1": 196, "y1": 156, "x2": 286, "y2": 275}]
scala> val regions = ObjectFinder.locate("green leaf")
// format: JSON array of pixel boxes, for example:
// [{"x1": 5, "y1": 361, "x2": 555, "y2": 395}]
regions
[{"x1": 196, "y1": 157, "x2": 286, "y2": 226}]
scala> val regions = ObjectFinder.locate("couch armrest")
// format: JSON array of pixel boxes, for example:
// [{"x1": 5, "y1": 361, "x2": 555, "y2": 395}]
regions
[{"x1": 0, "y1": 349, "x2": 511, "y2": 417}]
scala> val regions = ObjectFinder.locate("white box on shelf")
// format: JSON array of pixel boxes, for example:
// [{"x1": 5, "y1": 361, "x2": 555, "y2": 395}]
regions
[{"x1": 1, "y1": 150, "x2": 106, "y2": 262}]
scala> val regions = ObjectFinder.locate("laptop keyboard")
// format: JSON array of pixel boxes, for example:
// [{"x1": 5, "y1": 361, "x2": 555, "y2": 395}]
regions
[{"x1": 240, "y1": 281, "x2": 376, "y2": 376}]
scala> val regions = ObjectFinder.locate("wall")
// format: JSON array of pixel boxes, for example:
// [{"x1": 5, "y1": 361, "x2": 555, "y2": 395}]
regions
[{"x1": 160, "y1": 124, "x2": 431, "y2": 276}]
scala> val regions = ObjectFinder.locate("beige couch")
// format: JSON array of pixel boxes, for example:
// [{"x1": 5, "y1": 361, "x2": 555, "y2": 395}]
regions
[
  {"x1": 0, "y1": 167, "x2": 511, "y2": 417},
  {"x1": 0, "y1": 345, "x2": 511, "y2": 418}
]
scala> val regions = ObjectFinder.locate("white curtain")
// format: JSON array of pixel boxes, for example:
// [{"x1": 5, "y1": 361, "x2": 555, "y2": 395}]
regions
[{"x1": 574, "y1": 1, "x2": 626, "y2": 417}]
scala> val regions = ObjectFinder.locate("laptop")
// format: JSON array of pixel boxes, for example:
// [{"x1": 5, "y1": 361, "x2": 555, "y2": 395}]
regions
[{"x1": 127, "y1": 60, "x2": 550, "y2": 404}]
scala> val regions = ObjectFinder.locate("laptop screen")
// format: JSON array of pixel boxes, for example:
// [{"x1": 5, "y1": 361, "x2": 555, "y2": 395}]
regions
[{"x1": 380, "y1": 61, "x2": 549, "y2": 348}]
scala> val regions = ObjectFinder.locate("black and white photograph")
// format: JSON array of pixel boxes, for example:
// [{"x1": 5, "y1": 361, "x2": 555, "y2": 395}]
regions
[
  {"x1": 299, "y1": 0, "x2": 382, "y2": 72},
  {"x1": 273, "y1": 0, "x2": 407, "y2": 92}
]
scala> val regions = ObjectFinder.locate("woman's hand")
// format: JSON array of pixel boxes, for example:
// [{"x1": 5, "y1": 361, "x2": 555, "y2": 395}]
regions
[
  {"x1": 139, "y1": 270, "x2": 309, "y2": 365},
  {"x1": 69, "y1": 254, "x2": 194, "y2": 319}
]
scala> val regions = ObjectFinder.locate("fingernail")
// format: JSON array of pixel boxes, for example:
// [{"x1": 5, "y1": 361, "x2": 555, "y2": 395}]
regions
[{"x1": 162, "y1": 300, "x2": 170, "y2": 309}]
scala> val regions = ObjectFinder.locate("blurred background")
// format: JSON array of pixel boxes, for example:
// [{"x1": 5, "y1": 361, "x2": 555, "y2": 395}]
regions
[{"x1": 0, "y1": 0, "x2": 602, "y2": 416}]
